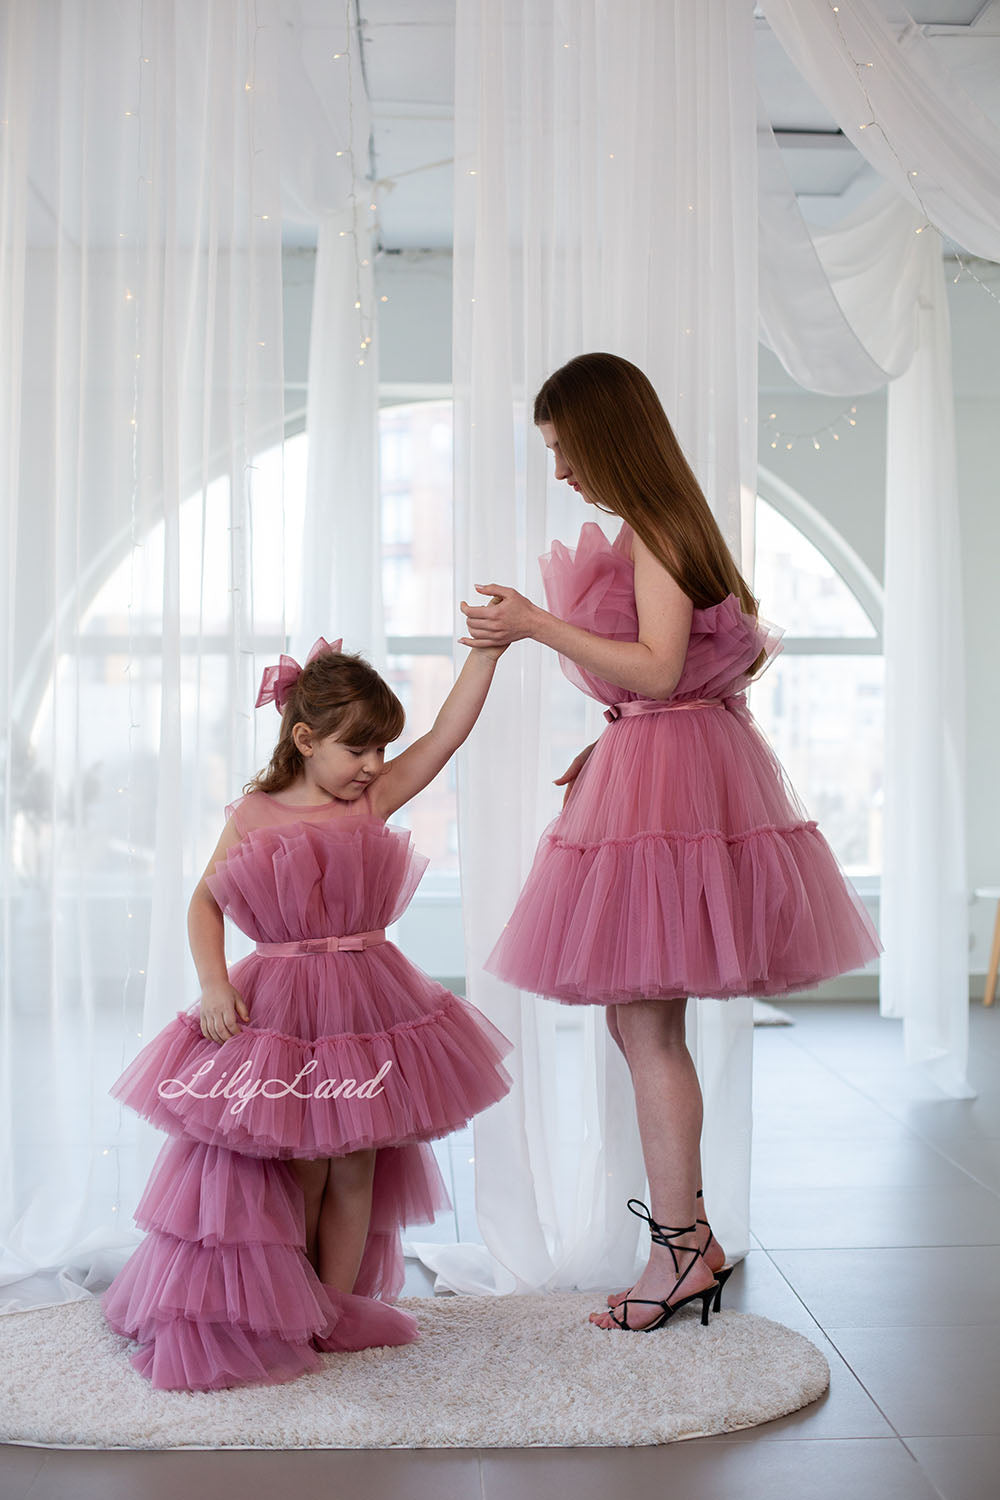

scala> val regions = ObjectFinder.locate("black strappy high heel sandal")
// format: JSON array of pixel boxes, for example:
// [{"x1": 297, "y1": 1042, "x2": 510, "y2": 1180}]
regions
[
  {"x1": 606, "y1": 1200, "x2": 718, "y2": 1332},
  {"x1": 696, "y1": 1188, "x2": 734, "y2": 1313}
]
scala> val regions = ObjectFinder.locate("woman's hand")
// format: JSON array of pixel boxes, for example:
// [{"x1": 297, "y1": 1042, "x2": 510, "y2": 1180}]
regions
[
  {"x1": 199, "y1": 979, "x2": 250, "y2": 1044},
  {"x1": 554, "y1": 741, "x2": 597, "y2": 807},
  {"x1": 459, "y1": 584, "x2": 542, "y2": 649}
]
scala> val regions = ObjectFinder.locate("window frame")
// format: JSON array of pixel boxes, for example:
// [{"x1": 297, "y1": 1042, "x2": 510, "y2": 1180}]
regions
[
  {"x1": 755, "y1": 465, "x2": 884, "y2": 897},
  {"x1": 756, "y1": 465, "x2": 884, "y2": 654}
]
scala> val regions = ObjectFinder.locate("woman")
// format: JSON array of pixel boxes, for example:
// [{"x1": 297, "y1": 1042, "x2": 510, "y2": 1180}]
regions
[{"x1": 460, "y1": 352, "x2": 880, "y2": 1331}]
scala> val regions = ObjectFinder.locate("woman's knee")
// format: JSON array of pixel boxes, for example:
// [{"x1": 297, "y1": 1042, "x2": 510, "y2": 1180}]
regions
[{"x1": 606, "y1": 1004, "x2": 627, "y2": 1055}]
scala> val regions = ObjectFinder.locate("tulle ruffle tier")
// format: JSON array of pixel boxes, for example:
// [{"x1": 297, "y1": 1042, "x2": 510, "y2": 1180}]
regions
[
  {"x1": 487, "y1": 691, "x2": 881, "y2": 1004},
  {"x1": 111, "y1": 974, "x2": 513, "y2": 1158},
  {"x1": 102, "y1": 1134, "x2": 443, "y2": 1390},
  {"x1": 486, "y1": 816, "x2": 880, "y2": 1003}
]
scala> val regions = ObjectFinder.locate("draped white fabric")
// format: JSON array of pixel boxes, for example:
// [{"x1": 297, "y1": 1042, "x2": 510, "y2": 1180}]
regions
[
  {"x1": 756, "y1": 13, "x2": 977, "y2": 1095},
  {"x1": 760, "y1": 0, "x2": 1000, "y2": 261},
  {"x1": 758, "y1": 118, "x2": 913, "y2": 393},
  {"x1": 415, "y1": 0, "x2": 759, "y2": 1297},
  {"x1": 0, "y1": 0, "x2": 373, "y2": 1312},
  {"x1": 881, "y1": 243, "x2": 971, "y2": 1096}
]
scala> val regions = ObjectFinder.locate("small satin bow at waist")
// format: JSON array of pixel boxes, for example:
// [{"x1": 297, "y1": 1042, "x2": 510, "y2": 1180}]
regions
[
  {"x1": 254, "y1": 929, "x2": 387, "y2": 957},
  {"x1": 603, "y1": 694, "x2": 745, "y2": 724}
]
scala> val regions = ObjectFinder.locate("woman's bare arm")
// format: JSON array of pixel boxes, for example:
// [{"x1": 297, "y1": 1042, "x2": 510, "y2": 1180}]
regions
[{"x1": 460, "y1": 531, "x2": 693, "y2": 699}]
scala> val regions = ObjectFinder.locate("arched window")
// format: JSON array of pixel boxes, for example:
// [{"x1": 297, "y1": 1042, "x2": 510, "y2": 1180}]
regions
[{"x1": 751, "y1": 469, "x2": 883, "y2": 882}]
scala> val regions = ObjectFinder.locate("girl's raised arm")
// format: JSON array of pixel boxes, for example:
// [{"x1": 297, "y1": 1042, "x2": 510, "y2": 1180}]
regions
[{"x1": 369, "y1": 646, "x2": 503, "y2": 820}]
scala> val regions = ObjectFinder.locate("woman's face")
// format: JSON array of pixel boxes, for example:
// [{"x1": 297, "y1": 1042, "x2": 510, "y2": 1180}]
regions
[{"x1": 537, "y1": 420, "x2": 592, "y2": 503}]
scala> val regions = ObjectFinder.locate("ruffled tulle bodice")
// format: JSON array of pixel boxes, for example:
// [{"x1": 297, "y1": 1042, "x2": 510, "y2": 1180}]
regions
[
  {"x1": 540, "y1": 520, "x2": 782, "y2": 706},
  {"x1": 205, "y1": 813, "x2": 428, "y2": 946}
]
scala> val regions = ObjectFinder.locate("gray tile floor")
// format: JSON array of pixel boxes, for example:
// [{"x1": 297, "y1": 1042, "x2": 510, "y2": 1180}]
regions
[{"x1": 3, "y1": 1000, "x2": 999, "y2": 1498}]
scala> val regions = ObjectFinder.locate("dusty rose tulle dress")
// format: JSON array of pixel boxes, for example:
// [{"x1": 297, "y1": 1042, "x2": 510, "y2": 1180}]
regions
[
  {"x1": 486, "y1": 520, "x2": 882, "y2": 1003},
  {"x1": 102, "y1": 789, "x2": 513, "y2": 1390}
]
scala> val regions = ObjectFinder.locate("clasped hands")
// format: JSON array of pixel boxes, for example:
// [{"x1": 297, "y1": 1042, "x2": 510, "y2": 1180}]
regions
[
  {"x1": 459, "y1": 585, "x2": 595, "y2": 806},
  {"x1": 459, "y1": 584, "x2": 539, "y2": 651}
]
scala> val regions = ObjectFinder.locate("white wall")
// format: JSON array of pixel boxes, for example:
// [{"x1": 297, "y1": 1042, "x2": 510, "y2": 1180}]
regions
[{"x1": 284, "y1": 248, "x2": 1000, "y2": 982}]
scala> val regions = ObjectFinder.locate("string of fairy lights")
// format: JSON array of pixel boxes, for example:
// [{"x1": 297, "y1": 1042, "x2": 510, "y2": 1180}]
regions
[
  {"x1": 335, "y1": 0, "x2": 387, "y2": 368},
  {"x1": 762, "y1": 403, "x2": 859, "y2": 453},
  {"x1": 762, "y1": 2, "x2": 1000, "y2": 458},
  {"x1": 826, "y1": 0, "x2": 1000, "y2": 307}
]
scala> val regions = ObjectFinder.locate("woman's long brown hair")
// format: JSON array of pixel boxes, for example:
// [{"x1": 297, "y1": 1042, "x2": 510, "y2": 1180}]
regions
[{"x1": 534, "y1": 352, "x2": 759, "y2": 619}]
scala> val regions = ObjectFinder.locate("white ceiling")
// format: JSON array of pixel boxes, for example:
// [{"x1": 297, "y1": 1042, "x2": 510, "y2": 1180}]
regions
[{"x1": 358, "y1": 0, "x2": 1000, "y2": 250}]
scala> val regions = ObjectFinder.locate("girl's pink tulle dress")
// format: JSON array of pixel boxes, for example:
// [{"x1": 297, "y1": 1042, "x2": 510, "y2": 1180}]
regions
[
  {"x1": 102, "y1": 789, "x2": 513, "y2": 1390},
  {"x1": 486, "y1": 521, "x2": 882, "y2": 1003}
]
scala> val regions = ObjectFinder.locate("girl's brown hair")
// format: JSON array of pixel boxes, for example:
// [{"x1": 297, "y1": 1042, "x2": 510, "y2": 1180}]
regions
[
  {"x1": 246, "y1": 650, "x2": 405, "y2": 796},
  {"x1": 534, "y1": 352, "x2": 759, "y2": 620}
]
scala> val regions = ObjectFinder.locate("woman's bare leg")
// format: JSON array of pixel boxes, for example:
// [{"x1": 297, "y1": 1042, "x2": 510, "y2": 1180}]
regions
[
  {"x1": 591, "y1": 996, "x2": 716, "y2": 1329},
  {"x1": 606, "y1": 1003, "x2": 628, "y2": 1060},
  {"x1": 603, "y1": 1000, "x2": 726, "y2": 1306},
  {"x1": 315, "y1": 1147, "x2": 377, "y2": 1291},
  {"x1": 288, "y1": 1157, "x2": 330, "y2": 1270}
]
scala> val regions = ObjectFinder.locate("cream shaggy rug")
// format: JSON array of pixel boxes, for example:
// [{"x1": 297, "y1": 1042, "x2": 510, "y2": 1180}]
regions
[{"x1": 0, "y1": 1293, "x2": 828, "y2": 1449}]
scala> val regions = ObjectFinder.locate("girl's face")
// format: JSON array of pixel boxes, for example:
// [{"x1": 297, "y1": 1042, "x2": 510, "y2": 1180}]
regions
[
  {"x1": 537, "y1": 420, "x2": 592, "y2": 503},
  {"x1": 293, "y1": 724, "x2": 386, "y2": 802}
]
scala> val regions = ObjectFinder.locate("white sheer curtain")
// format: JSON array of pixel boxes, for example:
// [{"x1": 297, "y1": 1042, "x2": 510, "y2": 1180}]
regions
[
  {"x1": 0, "y1": 0, "x2": 376, "y2": 1312},
  {"x1": 757, "y1": 0, "x2": 988, "y2": 1094},
  {"x1": 299, "y1": 212, "x2": 382, "y2": 659},
  {"x1": 281, "y1": 3, "x2": 384, "y2": 662},
  {"x1": 882, "y1": 244, "x2": 969, "y2": 1095},
  {"x1": 414, "y1": 0, "x2": 758, "y2": 1296}
]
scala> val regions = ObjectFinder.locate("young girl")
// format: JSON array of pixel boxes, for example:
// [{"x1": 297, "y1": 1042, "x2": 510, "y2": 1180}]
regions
[
  {"x1": 102, "y1": 636, "x2": 512, "y2": 1389},
  {"x1": 460, "y1": 352, "x2": 881, "y2": 1333}
]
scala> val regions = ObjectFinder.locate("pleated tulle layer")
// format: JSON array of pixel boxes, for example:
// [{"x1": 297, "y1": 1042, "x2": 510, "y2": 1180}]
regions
[
  {"x1": 125, "y1": 1313, "x2": 326, "y2": 1392},
  {"x1": 105, "y1": 1266, "x2": 420, "y2": 1391},
  {"x1": 487, "y1": 818, "x2": 881, "y2": 1003},
  {"x1": 104, "y1": 811, "x2": 512, "y2": 1156},
  {"x1": 111, "y1": 980, "x2": 512, "y2": 1159},
  {"x1": 103, "y1": 1137, "x2": 447, "y2": 1389},
  {"x1": 205, "y1": 815, "x2": 430, "y2": 943},
  {"x1": 104, "y1": 1231, "x2": 334, "y2": 1340}
]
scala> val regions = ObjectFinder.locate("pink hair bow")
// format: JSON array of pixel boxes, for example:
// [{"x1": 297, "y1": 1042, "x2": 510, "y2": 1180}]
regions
[{"x1": 255, "y1": 636, "x2": 343, "y2": 711}]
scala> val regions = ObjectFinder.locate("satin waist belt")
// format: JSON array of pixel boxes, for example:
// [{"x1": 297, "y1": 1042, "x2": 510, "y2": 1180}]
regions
[
  {"x1": 255, "y1": 930, "x2": 387, "y2": 957},
  {"x1": 603, "y1": 694, "x2": 745, "y2": 724}
]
